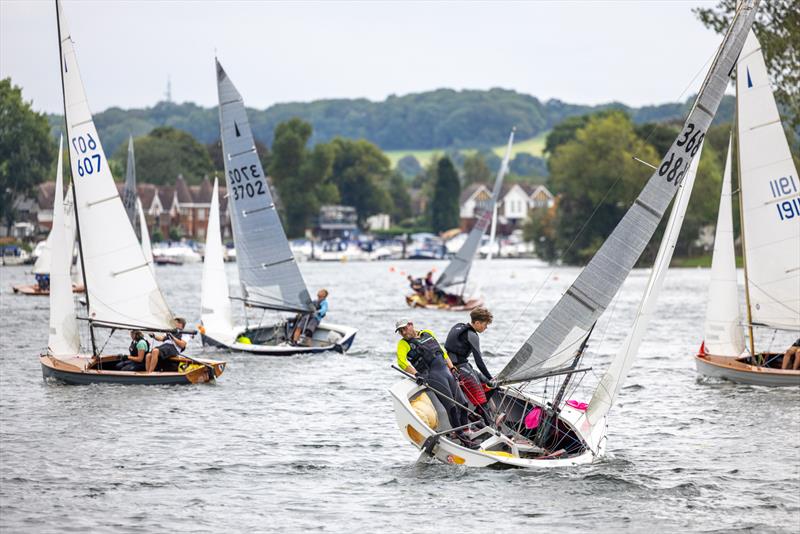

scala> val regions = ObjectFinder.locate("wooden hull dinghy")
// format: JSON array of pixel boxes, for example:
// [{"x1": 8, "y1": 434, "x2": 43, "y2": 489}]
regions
[
  {"x1": 201, "y1": 321, "x2": 357, "y2": 356},
  {"x1": 696, "y1": 30, "x2": 799, "y2": 385},
  {"x1": 695, "y1": 352, "x2": 800, "y2": 387},
  {"x1": 405, "y1": 293, "x2": 484, "y2": 312},
  {"x1": 391, "y1": 1, "x2": 760, "y2": 468},
  {"x1": 40, "y1": 354, "x2": 225, "y2": 385},
  {"x1": 12, "y1": 283, "x2": 84, "y2": 295},
  {"x1": 390, "y1": 378, "x2": 604, "y2": 468},
  {"x1": 198, "y1": 62, "x2": 358, "y2": 357}
]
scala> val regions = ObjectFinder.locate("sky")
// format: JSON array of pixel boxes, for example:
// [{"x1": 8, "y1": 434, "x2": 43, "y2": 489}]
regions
[{"x1": 1, "y1": 1, "x2": 726, "y2": 115}]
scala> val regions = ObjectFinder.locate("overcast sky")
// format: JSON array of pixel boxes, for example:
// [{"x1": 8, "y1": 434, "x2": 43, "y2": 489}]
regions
[{"x1": 1, "y1": 1, "x2": 725, "y2": 115}]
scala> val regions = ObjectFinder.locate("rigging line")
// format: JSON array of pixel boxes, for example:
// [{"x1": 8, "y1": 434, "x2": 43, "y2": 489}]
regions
[
  {"x1": 491, "y1": 172, "x2": 630, "y2": 359},
  {"x1": 746, "y1": 277, "x2": 800, "y2": 316}
]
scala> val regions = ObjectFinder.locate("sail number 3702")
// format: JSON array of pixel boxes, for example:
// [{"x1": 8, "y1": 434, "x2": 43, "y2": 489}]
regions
[
  {"x1": 71, "y1": 134, "x2": 101, "y2": 177},
  {"x1": 658, "y1": 122, "x2": 705, "y2": 187},
  {"x1": 229, "y1": 164, "x2": 266, "y2": 200}
]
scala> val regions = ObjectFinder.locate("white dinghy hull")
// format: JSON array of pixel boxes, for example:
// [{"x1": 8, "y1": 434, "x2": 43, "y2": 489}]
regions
[
  {"x1": 390, "y1": 379, "x2": 604, "y2": 468},
  {"x1": 202, "y1": 321, "x2": 357, "y2": 356}
]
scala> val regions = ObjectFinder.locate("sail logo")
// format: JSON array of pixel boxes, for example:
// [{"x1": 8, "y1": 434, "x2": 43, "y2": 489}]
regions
[
  {"x1": 746, "y1": 67, "x2": 753, "y2": 88},
  {"x1": 770, "y1": 176, "x2": 800, "y2": 221}
]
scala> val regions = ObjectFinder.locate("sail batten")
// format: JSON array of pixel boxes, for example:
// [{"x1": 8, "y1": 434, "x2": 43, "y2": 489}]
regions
[
  {"x1": 56, "y1": 0, "x2": 174, "y2": 331},
  {"x1": 216, "y1": 59, "x2": 313, "y2": 313},
  {"x1": 497, "y1": 1, "x2": 759, "y2": 384},
  {"x1": 436, "y1": 129, "x2": 514, "y2": 289}
]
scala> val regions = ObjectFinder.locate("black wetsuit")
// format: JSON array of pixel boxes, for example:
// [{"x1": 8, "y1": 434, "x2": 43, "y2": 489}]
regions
[
  {"x1": 406, "y1": 332, "x2": 469, "y2": 429},
  {"x1": 445, "y1": 322, "x2": 494, "y2": 423}
]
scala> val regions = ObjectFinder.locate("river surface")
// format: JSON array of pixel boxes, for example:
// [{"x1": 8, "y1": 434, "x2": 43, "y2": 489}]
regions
[{"x1": 1, "y1": 259, "x2": 798, "y2": 532}]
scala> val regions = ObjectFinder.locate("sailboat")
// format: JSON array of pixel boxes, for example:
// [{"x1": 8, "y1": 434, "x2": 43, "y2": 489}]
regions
[
  {"x1": 120, "y1": 136, "x2": 155, "y2": 270},
  {"x1": 405, "y1": 129, "x2": 515, "y2": 311},
  {"x1": 12, "y1": 145, "x2": 84, "y2": 296},
  {"x1": 390, "y1": 1, "x2": 758, "y2": 467},
  {"x1": 40, "y1": 0, "x2": 225, "y2": 385},
  {"x1": 696, "y1": 30, "x2": 800, "y2": 386},
  {"x1": 199, "y1": 60, "x2": 357, "y2": 356}
]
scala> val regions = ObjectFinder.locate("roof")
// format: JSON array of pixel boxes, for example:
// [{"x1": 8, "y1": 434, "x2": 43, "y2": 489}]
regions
[
  {"x1": 174, "y1": 174, "x2": 193, "y2": 204},
  {"x1": 459, "y1": 183, "x2": 490, "y2": 204},
  {"x1": 137, "y1": 184, "x2": 158, "y2": 209},
  {"x1": 194, "y1": 176, "x2": 214, "y2": 203},
  {"x1": 36, "y1": 182, "x2": 57, "y2": 210},
  {"x1": 158, "y1": 185, "x2": 175, "y2": 209}
]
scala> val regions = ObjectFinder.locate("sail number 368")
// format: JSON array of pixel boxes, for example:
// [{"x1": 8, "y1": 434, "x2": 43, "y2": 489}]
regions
[
  {"x1": 229, "y1": 164, "x2": 266, "y2": 200},
  {"x1": 658, "y1": 122, "x2": 705, "y2": 187},
  {"x1": 71, "y1": 134, "x2": 101, "y2": 177}
]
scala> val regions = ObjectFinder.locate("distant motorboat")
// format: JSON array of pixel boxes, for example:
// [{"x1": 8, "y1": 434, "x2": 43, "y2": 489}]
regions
[
  {"x1": 1, "y1": 246, "x2": 30, "y2": 266},
  {"x1": 152, "y1": 243, "x2": 202, "y2": 265}
]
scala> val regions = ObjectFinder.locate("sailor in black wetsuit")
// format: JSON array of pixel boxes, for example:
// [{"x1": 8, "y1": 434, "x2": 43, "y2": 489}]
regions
[{"x1": 445, "y1": 307, "x2": 494, "y2": 424}]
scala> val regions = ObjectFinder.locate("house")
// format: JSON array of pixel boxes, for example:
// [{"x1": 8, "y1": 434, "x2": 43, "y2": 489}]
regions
[
  {"x1": 317, "y1": 205, "x2": 358, "y2": 239},
  {"x1": 459, "y1": 183, "x2": 555, "y2": 233}
]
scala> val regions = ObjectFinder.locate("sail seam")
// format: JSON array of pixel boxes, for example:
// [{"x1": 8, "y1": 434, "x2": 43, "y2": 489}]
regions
[{"x1": 634, "y1": 199, "x2": 660, "y2": 219}]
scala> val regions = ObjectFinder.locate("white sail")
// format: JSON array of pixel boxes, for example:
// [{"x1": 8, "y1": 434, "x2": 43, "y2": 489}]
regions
[
  {"x1": 487, "y1": 203, "x2": 499, "y2": 262},
  {"x1": 48, "y1": 136, "x2": 80, "y2": 356},
  {"x1": 437, "y1": 129, "x2": 514, "y2": 288},
  {"x1": 216, "y1": 59, "x2": 313, "y2": 312},
  {"x1": 703, "y1": 136, "x2": 746, "y2": 355},
  {"x1": 736, "y1": 30, "x2": 800, "y2": 331},
  {"x1": 32, "y1": 235, "x2": 53, "y2": 275},
  {"x1": 201, "y1": 178, "x2": 234, "y2": 341},
  {"x1": 137, "y1": 198, "x2": 154, "y2": 273},
  {"x1": 496, "y1": 2, "x2": 758, "y2": 384},
  {"x1": 587, "y1": 148, "x2": 703, "y2": 425},
  {"x1": 57, "y1": 0, "x2": 173, "y2": 331}
]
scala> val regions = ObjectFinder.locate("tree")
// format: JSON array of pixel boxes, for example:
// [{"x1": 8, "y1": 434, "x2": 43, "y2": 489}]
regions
[
  {"x1": 328, "y1": 138, "x2": 393, "y2": 224},
  {"x1": 388, "y1": 172, "x2": 412, "y2": 223},
  {"x1": 523, "y1": 203, "x2": 558, "y2": 261},
  {"x1": 547, "y1": 111, "x2": 659, "y2": 264},
  {"x1": 694, "y1": 0, "x2": 799, "y2": 128},
  {"x1": 510, "y1": 153, "x2": 548, "y2": 178},
  {"x1": 396, "y1": 155, "x2": 422, "y2": 177},
  {"x1": 0, "y1": 79, "x2": 57, "y2": 233},
  {"x1": 461, "y1": 153, "x2": 493, "y2": 186},
  {"x1": 111, "y1": 126, "x2": 214, "y2": 185},
  {"x1": 430, "y1": 156, "x2": 461, "y2": 233},
  {"x1": 268, "y1": 118, "x2": 334, "y2": 237}
]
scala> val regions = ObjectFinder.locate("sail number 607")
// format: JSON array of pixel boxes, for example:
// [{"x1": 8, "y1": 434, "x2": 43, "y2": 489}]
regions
[{"x1": 71, "y1": 134, "x2": 101, "y2": 177}]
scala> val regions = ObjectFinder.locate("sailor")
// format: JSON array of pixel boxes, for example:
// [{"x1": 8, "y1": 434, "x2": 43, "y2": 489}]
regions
[
  {"x1": 407, "y1": 275, "x2": 424, "y2": 296},
  {"x1": 291, "y1": 289, "x2": 329, "y2": 346},
  {"x1": 445, "y1": 307, "x2": 495, "y2": 424},
  {"x1": 781, "y1": 338, "x2": 800, "y2": 371},
  {"x1": 395, "y1": 318, "x2": 471, "y2": 433},
  {"x1": 116, "y1": 330, "x2": 149, "y2": 371},
  {"x1": 145, "y1": 317, "x2": 188, "y2": 373},
  {"x1": 424, "y1": 271, "x2": 436, "y2": 302}
]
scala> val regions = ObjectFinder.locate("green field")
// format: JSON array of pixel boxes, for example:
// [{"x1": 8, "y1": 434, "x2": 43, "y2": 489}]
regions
[{"x1": 384, "y1": 130, "x2": 549, "y2": 168}]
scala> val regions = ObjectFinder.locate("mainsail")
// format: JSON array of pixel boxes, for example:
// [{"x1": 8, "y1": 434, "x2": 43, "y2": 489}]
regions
[
  {"x1": 436, "y1": 129, "x2": 515, "y2": 289},
  {"x1": 216, "y1": 59, "x2": 313, "y2": 313},
  {"x1": 587, "y1": 148, "x2": 702, "y2": 425},
  {"x1": 736, "y1": 30, "x2": 800, "y2": 331},
  {"x1": 703, "y1": 136, "x2": 746, "y2": 355},
  {"x1": 48, "y1": 136, "x2": 80, "y2": 356},
  {"x1": 121, "y1": 135, "x2": 138, "y2": 235},
  {"x1": 201, "y1": 177, "x2": 234, "y2": 339},
  {"x1": 496, "y1": 1, "x2": 759, "y2": 384},
  {"x1": 57, "y1": 0, "x2": 174, "y2": 331}
]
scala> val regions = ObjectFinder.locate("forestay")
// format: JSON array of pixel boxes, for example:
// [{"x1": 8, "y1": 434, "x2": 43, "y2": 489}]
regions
[
  {"x1": 587, "y1": 148, "x2": 702, "y2": 425},
  {"x1": 121, "y1": 135, "x2": 138, "y2": 235},
  {"x1": 57, "y1": 0, "x2": 173, "y2": 330},
  {"x1": 736, "y1": 30, "x2": 800, "y2": 331},
  {"x1": 201, "y1": 177, "x2": 234, "y2": 338},
  {"x1": 48, "y1": 137, "x2": 80, "y2": 356},
  {"x1": 436, "y1": 129, "x2": 515, "y2": 289},
  {"x1": 497, "y1": 1, "x2": 759, "y2": 384},
  {"x1": 703, "y1": 136, "x2": 745, "y2": 355},
  {"x1": 216, "y1": 59, "x2": 313, "y2": 313}
]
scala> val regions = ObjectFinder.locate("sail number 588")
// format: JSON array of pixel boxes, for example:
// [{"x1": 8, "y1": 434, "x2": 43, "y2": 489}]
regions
[{"x1": 71, "y1": 134, "x2": 101, "y2": 177}]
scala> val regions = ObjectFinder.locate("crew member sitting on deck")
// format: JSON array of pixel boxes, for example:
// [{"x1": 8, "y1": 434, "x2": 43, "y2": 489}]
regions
[
  {"x1": 424, "y1": 271, "x2": 436, "y2": 302},
  {"x1": 395, "y1": 318, "x2": 472, "y2": 440},
  {"x1": 146, "y1": 317, "x2": 188, "y2": 373},
  {"x1": 445, "y1": 307, "x2": 495, "y2": 425},
  {"x1": 407, "y1": 275, "x2": 424, "y2": 296},
  {"x1": 291, "y1": 289, "x2": 329, "y2": 346},
  {"x1": 781, "y1": 338, "x2": 800, "y2": 371},
  {"x1": 35, "y1": 273, "x2": 50, "y2": 292},
  {"x1": 116, "y1": 330, "x2": 149, "y2": 371}
]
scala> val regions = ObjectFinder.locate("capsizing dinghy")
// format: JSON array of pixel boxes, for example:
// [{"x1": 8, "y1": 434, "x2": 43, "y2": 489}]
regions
[
  {"x1": 199, "y1": 60, "x2": 356, "y2": 356},
  {"x1": 405, "y1": 130, "x2": 515, "y2": 311},
  {"x1": 40, "y1": 0, "x2": 225, "y2": 385},
  {"x1": 391, "y1": 1, "x2": 759, "y2": 467},
  {"x1": 695, "y1": 30, "x2": 800, "y2": 386}
]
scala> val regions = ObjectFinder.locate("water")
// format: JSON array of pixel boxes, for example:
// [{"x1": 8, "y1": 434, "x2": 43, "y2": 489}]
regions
[{"x1": 1, "y1": 260, "x2": 798, "y2": 532}]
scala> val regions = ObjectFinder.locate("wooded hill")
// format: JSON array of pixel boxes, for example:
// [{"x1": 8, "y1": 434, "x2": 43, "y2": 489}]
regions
[{"x1": 47, "y1": 88, "x2": 735, "y2": 157}]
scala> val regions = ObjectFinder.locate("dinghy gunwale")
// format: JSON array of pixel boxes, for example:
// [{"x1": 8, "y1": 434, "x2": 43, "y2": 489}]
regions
[
  {"x1": 39, "y1": 354, "x2": 226, "y2": 385},
  {"x1": 389, "y1": 378, "x2": 600, "y2": 468},
  {"x1": 201, "y1": 321, "x2": 357, "y2": 356},
  {"x1": 695, "y1": 353, "x2": 800, "y2": 387}
]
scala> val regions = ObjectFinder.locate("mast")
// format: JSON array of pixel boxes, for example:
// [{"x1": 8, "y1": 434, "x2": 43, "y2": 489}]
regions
[
  {"x1": 734, "y1": 81, "x2": 756, "y2": 356},
  {"x1": 55, "y1": 0, "x2": 95, "y2": 355}
]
